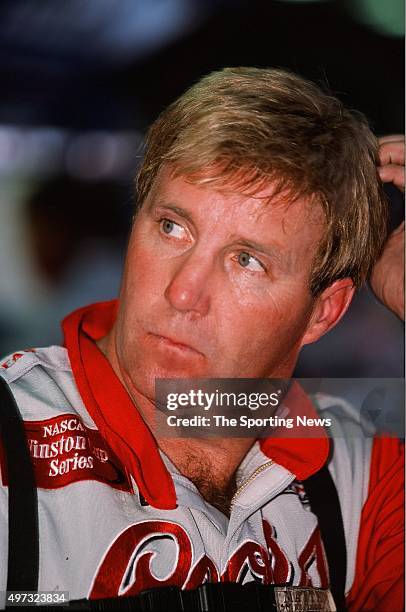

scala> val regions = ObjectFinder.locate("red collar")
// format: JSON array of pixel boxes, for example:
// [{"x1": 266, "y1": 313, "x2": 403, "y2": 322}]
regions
[
  {"x1": 62, "y1": 300, "x2": 329, "y2": 509},
  {"x1": 62, "y1": 300, "x2": 177, "y2": 510},
  {"x1": 259, "y1": 383, "x2": 330, "y2": 480}
]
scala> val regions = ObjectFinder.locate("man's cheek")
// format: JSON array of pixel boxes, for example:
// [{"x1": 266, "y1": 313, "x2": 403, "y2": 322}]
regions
[{"x1": 126, "y1": 249, "x2": 162, "y2": 293}]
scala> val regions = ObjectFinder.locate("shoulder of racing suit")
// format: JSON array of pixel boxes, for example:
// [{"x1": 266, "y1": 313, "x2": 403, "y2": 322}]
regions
[{"x1": 0, "y1": 347, "x2": 402, "y2": 611}]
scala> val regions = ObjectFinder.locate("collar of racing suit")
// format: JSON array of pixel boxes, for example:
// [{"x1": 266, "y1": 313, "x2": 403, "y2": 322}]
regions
[{"x1": 62, "y1": 300, "x2": 330, "y2": 510}]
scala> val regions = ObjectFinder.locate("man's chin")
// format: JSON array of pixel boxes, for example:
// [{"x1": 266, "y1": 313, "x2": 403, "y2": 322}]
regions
[
  {"x1": 129, "y1": 363, "x2": 210, "y2": 402},
  {"x1": 152, "y1": 363, "x2": 209, "y2": 383}
]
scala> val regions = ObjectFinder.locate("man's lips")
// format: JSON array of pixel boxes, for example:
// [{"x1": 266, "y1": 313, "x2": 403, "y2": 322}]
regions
[{"x1": 149, "y1": 333, "x2": 204, "y2": 356}]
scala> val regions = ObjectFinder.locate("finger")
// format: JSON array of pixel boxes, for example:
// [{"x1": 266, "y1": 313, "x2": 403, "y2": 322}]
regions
[
  {"x1": 378, "y1": 140, "x2": 405, "y2": 166},
  {"x1": 378, "y1": 134, "x2": 404, "y2": 144},
  {"x1": 378, "y1": 164, "x2": 405, "y2": 191}
]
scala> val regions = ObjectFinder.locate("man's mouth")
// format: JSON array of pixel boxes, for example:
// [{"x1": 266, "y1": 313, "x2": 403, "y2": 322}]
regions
[{"x1": 149, "y1": 333, "x2": 204, "y2": 357}]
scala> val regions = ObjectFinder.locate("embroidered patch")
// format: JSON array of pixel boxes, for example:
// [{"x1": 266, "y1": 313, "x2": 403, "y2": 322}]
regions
[
  {"x1": 1, "y1": 349, "x2": 36, "y2": 369},
  {"x1": 0, "y1": 413, "x2": 132, "y2": 492}
]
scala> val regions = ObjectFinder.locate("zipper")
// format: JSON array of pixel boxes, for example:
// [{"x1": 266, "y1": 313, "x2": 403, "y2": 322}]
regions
[{"x1": 230, "y1": 460, "x2": 274, "y2": 508}]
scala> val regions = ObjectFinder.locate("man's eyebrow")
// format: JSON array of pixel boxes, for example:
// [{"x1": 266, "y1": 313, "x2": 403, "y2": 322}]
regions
[
  {"x1": 149, "y1": 201, "x2": 194, "y2": 224},
  {"x1": 236, "y1": 238, "x2": 284, "y2": 260}
]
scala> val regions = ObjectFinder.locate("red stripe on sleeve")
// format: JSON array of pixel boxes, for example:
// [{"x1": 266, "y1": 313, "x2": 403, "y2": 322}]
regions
[{"x1": 347, "y1": 436, "x2": 404, "y2": 612}]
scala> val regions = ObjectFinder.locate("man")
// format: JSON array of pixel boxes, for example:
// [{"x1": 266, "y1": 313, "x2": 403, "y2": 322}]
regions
[{"x1": 0, "y1": 68, "x2": 404, "y2": 611}]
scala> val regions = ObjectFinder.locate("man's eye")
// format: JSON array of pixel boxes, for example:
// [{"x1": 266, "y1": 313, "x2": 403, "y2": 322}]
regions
[
  {"x1": 160, "y1": 218, "x2": 185, "y2": 239},
  {"x1": 237, "y1": 251, "x2": 265, "y2": 272}
]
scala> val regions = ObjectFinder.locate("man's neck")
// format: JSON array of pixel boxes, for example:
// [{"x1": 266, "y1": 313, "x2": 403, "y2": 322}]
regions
[
  {"x1": 96, "y1": 333, "x2": 256, "y2": 516},
  {"x1": 159, "y1": 436, "x2": 255, "y2": 517}
]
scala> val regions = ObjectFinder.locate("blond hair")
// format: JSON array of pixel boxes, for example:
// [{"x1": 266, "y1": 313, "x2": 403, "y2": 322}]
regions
[{"x1": 136, "y1": 67, "x2": 388, "y2": 295}]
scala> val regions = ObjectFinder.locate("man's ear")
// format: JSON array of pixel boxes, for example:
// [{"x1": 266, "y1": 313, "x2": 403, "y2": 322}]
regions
[{"x1": 301, "y1": 278, "x2": 355, "y2": 347}]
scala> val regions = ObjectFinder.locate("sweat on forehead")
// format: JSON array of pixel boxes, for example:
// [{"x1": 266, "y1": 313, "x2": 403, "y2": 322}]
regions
[{"x1": 145, "y1": 161, "x2": 320, "y2": 214}]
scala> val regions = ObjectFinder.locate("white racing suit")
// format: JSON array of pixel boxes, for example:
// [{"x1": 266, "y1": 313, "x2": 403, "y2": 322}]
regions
[{"x1": 0, "y1": 301, "x2": 403, "y2": 611}]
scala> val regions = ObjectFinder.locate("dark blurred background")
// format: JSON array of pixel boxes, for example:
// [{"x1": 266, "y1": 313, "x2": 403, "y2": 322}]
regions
[{"x1": 0, "y1": 0, "x2": 403, "y2": 376}]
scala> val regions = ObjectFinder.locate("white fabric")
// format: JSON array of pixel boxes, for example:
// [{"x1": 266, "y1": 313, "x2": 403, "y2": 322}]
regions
[{"x1": 0, "y1": 347, "x2": 372, "y2": 603}]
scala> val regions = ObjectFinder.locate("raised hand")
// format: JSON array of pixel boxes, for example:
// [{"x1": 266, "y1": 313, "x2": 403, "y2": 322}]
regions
[{"x1": 370, "y1": 135, "x2": 404, "y2": 320}]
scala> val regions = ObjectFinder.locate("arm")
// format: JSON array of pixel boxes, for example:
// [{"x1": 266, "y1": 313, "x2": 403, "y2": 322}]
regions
[{"x1": 370, "y1": 136, "x2": 405, "y2": 320}]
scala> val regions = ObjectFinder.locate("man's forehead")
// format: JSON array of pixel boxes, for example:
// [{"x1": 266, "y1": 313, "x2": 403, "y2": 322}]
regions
[{"x1": 148, "y1": 163, "x2": 326, "y2": 233}]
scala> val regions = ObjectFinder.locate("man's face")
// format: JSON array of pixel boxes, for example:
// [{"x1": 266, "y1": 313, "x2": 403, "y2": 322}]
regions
[{"x1": 113, "y1": 166, "x2": 325, "y2": 400}]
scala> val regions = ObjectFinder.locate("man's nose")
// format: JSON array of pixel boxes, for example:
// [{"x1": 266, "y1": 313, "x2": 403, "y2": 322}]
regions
[{"x1": 164, "y1": 252, "x2": 212, "y2": 316}]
